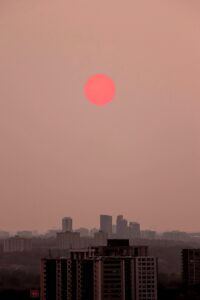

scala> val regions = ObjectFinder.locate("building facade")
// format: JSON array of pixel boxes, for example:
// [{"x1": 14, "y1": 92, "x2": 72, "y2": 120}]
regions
[
  {"x1": 3, "y1": 236, "x2": 32, "y2": 252},
  {"x1": 182, "y1": 249, "x2": 200, "y2": 285},
  {"x1": 57, "y1": 231, "x2": 81, "y2": 249},
  {"x1": 41, "y1": 240, "x2": 158, "y2": 300}
]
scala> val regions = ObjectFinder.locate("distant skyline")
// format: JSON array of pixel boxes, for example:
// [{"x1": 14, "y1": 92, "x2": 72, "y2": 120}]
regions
[
  {"x1": 0, "y1": 1, "x2": 200, "y2": 231},
  {"x1": 1, "y1": 213, "x2": 200, "y2": 234}
]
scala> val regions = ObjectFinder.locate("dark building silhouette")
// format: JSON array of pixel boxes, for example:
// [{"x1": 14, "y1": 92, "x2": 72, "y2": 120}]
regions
[
  {"x1": 41, "y1": 240, "x2": 158, "y2": 300},
  {"x1": 182, "y1": 249, "x2": 200, "y2": 285},
  {"x1": 41, "y1": 259, "x2": 56, "y2": 300},
  {"x1": 100, "y1": 215, "x2": 112, "y2": 235}
]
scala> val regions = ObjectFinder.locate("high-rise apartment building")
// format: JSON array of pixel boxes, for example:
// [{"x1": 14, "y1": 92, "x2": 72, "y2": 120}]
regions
[
  {"x1": 62, "y1": 217, "x2": 73, "y2": 232},
  {"x1": 41, "y1": 239, "x2": 158, "y2": 300},
  {"x1": 182, "y1": 249, "x2": 200, "y2": 285},
  {"x1": 100, "y1": 215, "x2": 112, "y2": 235},
  {"x1": 3, "y1": 236, "x2": 32, "y2": 253}
]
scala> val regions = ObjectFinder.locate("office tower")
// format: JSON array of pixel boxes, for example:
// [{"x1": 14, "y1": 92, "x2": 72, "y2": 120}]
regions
[
  {"x1": 129, "y1": 222, "x2": 141, "y2": 238},
  {"x1": 62, "y1": 217, "x2": 73, "y2": 232},
  {"x1": 182, "y1": 249, "x2": 200, "y2": 285},
  {"x1": 41, "y1": 239, "x2": 158, "y2": 300},
  {"x1": 116, "y1": 215, "x2": 123, "y2": 232},
  {"x1": 3, "y1": 236, "x2": 32, "y2": 252},
  {"x1": 100, "y1": 215, "x2": 112, "y2": 234},
  {"x1": 116, "y1": 215, "x2": 128, "y2": 238}
]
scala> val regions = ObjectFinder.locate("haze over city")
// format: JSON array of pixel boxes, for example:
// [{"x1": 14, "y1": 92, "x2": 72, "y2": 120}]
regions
[{"x1": 1, "y1": 0, "x2": 200, "y2": 232}]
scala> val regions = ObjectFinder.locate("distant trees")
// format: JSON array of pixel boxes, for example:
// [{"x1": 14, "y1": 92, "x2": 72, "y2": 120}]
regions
[{"x1": 0, "y1": 269, "x2": 39, "y2": 290}]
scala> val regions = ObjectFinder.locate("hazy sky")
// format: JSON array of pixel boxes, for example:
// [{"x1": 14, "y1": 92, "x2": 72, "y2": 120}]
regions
[{"x1": 0, "y1": 1, "x2": 200, "y2": 232}]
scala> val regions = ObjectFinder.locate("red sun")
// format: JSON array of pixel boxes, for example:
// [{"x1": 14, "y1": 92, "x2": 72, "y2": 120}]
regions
[{"x1": 84, "y1": 74, "x2": 115, "y2": 105}]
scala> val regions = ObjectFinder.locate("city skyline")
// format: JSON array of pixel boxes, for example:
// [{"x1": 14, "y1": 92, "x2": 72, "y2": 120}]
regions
[
  {"x1": 1, "y1": 214, "x2": 200, "y2": 235},
  {"x1": 1, "y1": 1, "x2": 200, "y2": 232},
  {"x1": 1, "y1": 1, "x2": 200, "y2": 299}
]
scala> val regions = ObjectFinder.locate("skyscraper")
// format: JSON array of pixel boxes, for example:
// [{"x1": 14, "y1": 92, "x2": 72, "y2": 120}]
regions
[
  {"x1": 100, "y1": 215, "x2": 112, "y2": 235},
  {"x1": 62, "y1": 217, "x2": 73, "y2": 232},
  {"x1": 116, "y1": 215, "x2": 128, "y2": 238},
  {"x1": 41, "y1": 239, "x2": 158, "y2": 300}
]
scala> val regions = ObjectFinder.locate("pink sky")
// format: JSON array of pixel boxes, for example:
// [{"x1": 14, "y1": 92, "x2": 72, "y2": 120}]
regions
[{"x1": 0, "y1": 0, "x2": 200, "y2": 232}]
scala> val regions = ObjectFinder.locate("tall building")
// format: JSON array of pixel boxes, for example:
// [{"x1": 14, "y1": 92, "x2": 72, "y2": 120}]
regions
[
  {"x1": 62, "y1": 217, "x2": 73, "y2": 232},
  {"x1": 41, "y1": 258, "x2": 56, "y2": 300},
  {"x1": 129, "y1": 222, "x2": 141, "y2": 239},
  {"x1": 116, "y1": 215, "x2": 128, "y2": 238},
  {"x1": 41, "y1": 252, "x2": 95, "y2": 300},
  {"x1": 41, "y1": 239, "x2": 158, "y2": 300},
  {"x1": 182, "y1": 249, "x2": 200, "y2": 285},
  {"x1": 100, "y1": 215, "x2": 112, "y2": 234}
]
